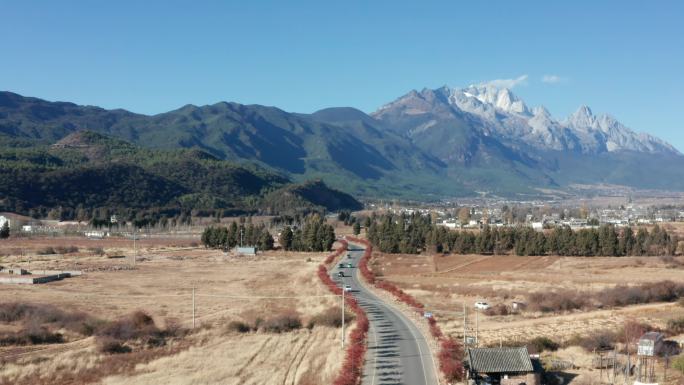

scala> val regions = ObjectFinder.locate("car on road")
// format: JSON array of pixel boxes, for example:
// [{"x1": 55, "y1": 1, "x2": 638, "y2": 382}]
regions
[
  {"x1": 474, "y1": 301, "x2": 491, "y2": 310},
  {"x1": 338, "y1": 263, "x2": 345, "y2": 268},
  {"x1": 344, "y1": 285, "x2": 352, "y2": 292},
  {"x1": 346, "y1": 263, "x2": 353, "y2": 268},
  {"x1": 337, "y1": 271, "x2": 344, "y2": 277},
  {"x1": 347, "y1": 253, "x2": 352, "y2": 259}
]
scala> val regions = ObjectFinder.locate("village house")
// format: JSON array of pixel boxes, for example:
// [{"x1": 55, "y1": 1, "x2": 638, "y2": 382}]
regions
[{"x1": 466, "y1": 347, "x2": 541, "y2": 385}]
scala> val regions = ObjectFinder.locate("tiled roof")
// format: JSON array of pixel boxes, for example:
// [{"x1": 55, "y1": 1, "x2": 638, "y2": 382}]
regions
[{"x1": 467, "y1": 347, "x2": 534, "y2": 373}]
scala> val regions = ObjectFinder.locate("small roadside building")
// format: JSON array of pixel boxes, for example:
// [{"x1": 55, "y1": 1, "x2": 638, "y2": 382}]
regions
[
  {"x1": 466, "y1": 347, "x2": 540, "y2": 385},
  {"x1": 638, "y1": 332, "x2": 664, "y2": 357},
  {"x1": 236, "y1": 246, "x2": 257, "y2": 256}
]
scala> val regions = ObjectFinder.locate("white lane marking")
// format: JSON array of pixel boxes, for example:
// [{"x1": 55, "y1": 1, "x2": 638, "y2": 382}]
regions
[
  {"x1": 351, "y1": 246, "x2": 435, "y2": 385},
  {"x1": 370, "y1": 316, "x2": 378, "y2": 385},
  {"x1": 352, "y1": 250, "x2": 377, "y2": 385}
]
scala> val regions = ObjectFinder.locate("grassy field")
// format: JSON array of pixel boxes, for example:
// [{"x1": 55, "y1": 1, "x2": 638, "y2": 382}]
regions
[
  {"x1": 371, "y1": 250, "x2": 684, "y2": 384},
  {"x1": 0, "y1": 236, "x2": 347, "y2": 385}
]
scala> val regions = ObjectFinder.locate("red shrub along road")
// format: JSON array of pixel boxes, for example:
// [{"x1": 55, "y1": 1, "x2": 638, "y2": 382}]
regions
[
  {"x1": 346, "y1": 236, "x2": 464, "y2": 383},
  {"x1": 324, "y1": 239, "x2": 349, "y2": 266},
  {"x1": 317, "y1": 241, "x2": 369, "y2": 385}
]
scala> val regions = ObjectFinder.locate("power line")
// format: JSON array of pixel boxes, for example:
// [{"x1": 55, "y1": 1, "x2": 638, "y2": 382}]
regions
[{"x1": 195, "y1": 293, "x2": 340, "y2": 299}]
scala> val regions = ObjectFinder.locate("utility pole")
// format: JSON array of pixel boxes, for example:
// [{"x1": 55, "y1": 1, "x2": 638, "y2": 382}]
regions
[
  {"x1": 192, "y1": 286, "x2": 196, "y2": 329},
  {"x1": 132, "y1": 226, "x2": 136, "y2": 266},
  {"x1": 463, "y1": 302, "x2": 467, "y2": 346},
  {"x1": 625, "y1": 347, "x2": 630, "y2": 385},
  {"x1": 240, "y1": 228, "x2": 244, "y2": 247},
  {"x1": 611, "y1": 348, "x2": 617, "y2": 384},
  {"x1": 341, "y1": 291, "x2": 346, "y2": 347},
  {"x1": 475, "y1": 310, "x2": 479, "y2": 346},
  {"x1": 664, "y1": 354, "x2": 668, "y2": 384}
]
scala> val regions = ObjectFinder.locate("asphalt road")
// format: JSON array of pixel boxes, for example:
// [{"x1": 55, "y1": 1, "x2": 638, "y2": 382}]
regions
[{"x1": 331, "y1": 244, "x2": 438, "y2": 385}]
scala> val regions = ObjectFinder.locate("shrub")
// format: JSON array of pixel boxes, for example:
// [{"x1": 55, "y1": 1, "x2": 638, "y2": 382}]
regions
[
  {"x1": 0, "y1": 323, "x2": 64, "y2": 346},
  {"x1": 617, "y1": 320, "x2": 653, "y2": 347},
  {"x1": 438, "y1": 338, "x2": 464, "y2": 382},
  {"x1": 97, "y1": 337, "x2": 132, "y2": 354},
  {"x1": 570, "y1": 330, "x2": 617, "y2": 352},
  {"x1": 527, "y1": 291, "x2": 588, "y2": 313},
  {"x1": 37, "y1": 246, "x2": 56, "y2": 255},
  {"x1": 427, "y1": 317, "x2": 443, "y2": 339},
  {"x1": 163, "y1": 317, "x2": 187, "y2": 338},
  {"x1": 673, "y1": 355, "x2": 684, "y2": 375},
  {"x1": 97, "y1": 310, "x2": 161, "y2": 341},
  {"x1": 598, "y1": 281, "x2": 684, "y2": 307},
  {"x1": 261, "y1": 314, "x2": 302, "y2": 333},
  {"x1": 319, "y1": 240, "x2": 369, "y2": 385},
  {"x1": 55, "y1": 245, "x2": 79, "y2": 254},
  {"x1": 307, "y1": 307, "x2": 352, "y2": 329},
  {"x1": 667, "y1": 317, "x2": 684, "y2": 335},
  {"x1": 88, "y1": 247, "x2": 105, "y2": 256},
  {"x1": 226, "y1": 320, "x2": 251, "y2": 333},
  {"x1": 527, "y1": 336, "x2": 560, "y2": 353},
  {"x1": 323, "y1": 240, "x2": 348, "y2": 265},
  {"x1": 484, "y1": 304, "x2": 509, "y2": 316},
  {"x1": 376, "y1": 280, "x2": 424, "y2": 311},
  {"x1": 0, "y1": 302, "x2": 98, "y2": 336}
]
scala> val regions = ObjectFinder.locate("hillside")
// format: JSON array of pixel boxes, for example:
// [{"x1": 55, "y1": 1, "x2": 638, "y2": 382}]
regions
[
  {"x1": 370, "y1": 85, "x2": 684, "y2": 194},
  {"x1": 2, "y1": 90, "x2": 684, "y2": 198},
  {"x1": 0, "y1": 131, "x2": 361, "y2": 219},
  {"x1": 0, "y1": 92, "x2": 451, "y2": 199}
]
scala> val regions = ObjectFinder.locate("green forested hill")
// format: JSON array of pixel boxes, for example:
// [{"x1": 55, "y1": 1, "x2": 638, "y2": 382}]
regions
[
  {"x1": 0, "y1": 91, "x2": 453, "y2": 199},
  {"x1": 4, "y1": 90, "x2": 684, "y2": 199},
  {"x1": 0, "y1": 131, "x2": 361, "y2": 219}
]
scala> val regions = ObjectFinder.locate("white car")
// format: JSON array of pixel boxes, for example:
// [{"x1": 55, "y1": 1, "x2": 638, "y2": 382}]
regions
[
  {"x1": 344, "y1": 285, "x2": 353, "y2": 292},
  {"x1": 474, "y1": 301, "x2": 491, "y2": 310}
]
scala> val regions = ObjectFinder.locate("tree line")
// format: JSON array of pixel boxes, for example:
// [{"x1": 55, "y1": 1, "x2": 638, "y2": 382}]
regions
[
  {"x1": 201, "y1": 221, "x2": 274, "y2": 251},
  {"x1": 367, "y1": 213, "x2": 678, "y2": 256},
  {"x1": 279, "y1": 214, "x2": 336, "y2": 252}
]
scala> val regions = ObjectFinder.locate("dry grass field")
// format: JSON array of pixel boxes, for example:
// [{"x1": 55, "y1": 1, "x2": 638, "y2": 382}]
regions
[
  {"x1": 0, "y1": 237, "x2": 348, "y2": 385},
  {"x1": 373, "y1": 246, "x2": 684, "y2": 384},
  {"x1": 373, "y1": 251, "x2": 684, "y2": 343},
  {"x1": 371, "y1": 250, "x2": 684, "y2": 384}
]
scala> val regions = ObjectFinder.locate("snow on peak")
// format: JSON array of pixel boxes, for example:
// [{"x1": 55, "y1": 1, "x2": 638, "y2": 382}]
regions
[
  {"x1": 458, "y1": 84, "x2": 530, "y2": 115},
  {"x1": 566, "y1": 105, "x2": 598, "y2": 130},
  {"x1": 373, "y1": 84, "x2": 680, "y2": 156},
  {"x1": 532, "y1": 105, "x2": 551, "y2": 118}
]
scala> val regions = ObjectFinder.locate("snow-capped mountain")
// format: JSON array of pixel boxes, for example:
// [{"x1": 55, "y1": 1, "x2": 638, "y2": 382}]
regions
[{"x1": 373, "y1": 84, "x2": 679, "y2": 156}]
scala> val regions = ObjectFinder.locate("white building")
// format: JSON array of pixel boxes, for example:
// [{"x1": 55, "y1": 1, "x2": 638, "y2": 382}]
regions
[
  {"x1": 85, "y1": 231, "x2": 105, "y2": 239},
  {"x1": 439, "y1": 219, "x2": 459, "y2": 229},
  {"x1": 0, "y1": 215, "x2": 9, "y2": 228}
]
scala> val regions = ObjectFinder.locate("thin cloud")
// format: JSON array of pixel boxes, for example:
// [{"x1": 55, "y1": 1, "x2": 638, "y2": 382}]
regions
[
  {"x1": 480, "y1": 74, "x2": 528, "y2": 89},
  {"x1": 542, "y1": 74, "x2": 565, "y2": 84}
]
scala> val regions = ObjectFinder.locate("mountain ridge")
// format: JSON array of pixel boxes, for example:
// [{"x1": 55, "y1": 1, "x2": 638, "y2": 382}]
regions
[
  {"x1": 0, "y1": 129, "x2": 362, "y2": 217},
  {"x1": 1, "y1": 89, "x2": 683, "y2": 199},
  {"x1": 373, "y1": 85, "x2": 678, "y2": 156}
]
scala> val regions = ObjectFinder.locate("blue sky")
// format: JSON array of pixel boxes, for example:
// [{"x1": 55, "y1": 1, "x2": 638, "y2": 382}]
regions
[{"x1": 2, "y1": 1, "x2": 683, "y2": 149}]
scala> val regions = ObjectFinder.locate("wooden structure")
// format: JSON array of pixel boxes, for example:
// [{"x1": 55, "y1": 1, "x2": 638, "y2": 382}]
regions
[
  {"x1": 466, "y1": 347, "x2": 541, "y2": 385},
  {"x1": 636, "y1": 332, "x2": 664, "y2": 384}
]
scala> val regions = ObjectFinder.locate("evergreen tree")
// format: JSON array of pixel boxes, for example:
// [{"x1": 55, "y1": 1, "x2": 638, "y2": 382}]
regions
[
  {"x1": 620, "y1": 227, "x2": 635, "y2": 256},
  {"x1": 364, "y1": 216, "x2": 371, "y2": 230},
  {"x1": 0, "y1": 221, "x2": 10, "y2": 239},
  {"x1": 258, "y1": 231, "x2": 274, "y2": 251},
  {"x1": 353, "y1": 221, "x2": 361, "y2": 235},
  {"x1": 280, "y1": 226, "x2": 293, "y2": 250}
]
